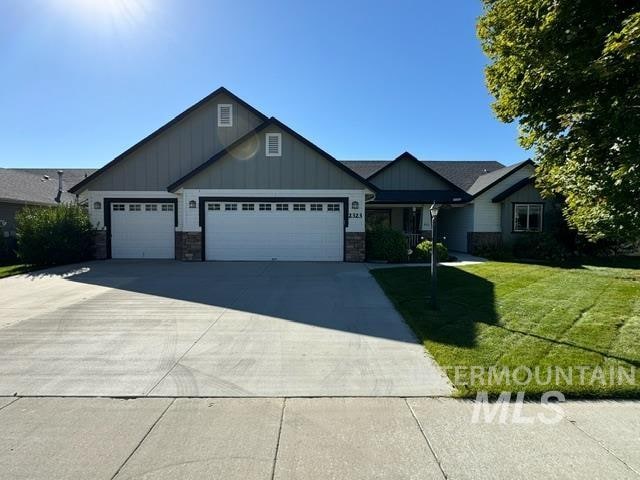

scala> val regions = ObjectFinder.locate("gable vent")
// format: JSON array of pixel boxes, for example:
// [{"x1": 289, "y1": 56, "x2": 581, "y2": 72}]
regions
[
  {"x1": 266, "y1": 133, "x2": 282, "y2": 157},
  {"x1": 217, "y1": 104, "x2": 233, "y2": 127}
]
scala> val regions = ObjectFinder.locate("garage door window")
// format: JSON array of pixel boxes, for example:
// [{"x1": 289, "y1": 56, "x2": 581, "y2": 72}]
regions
[
  {"x1": 242, "y1": 203, "x2": 255, "y2": 211},
  {"x1": 225, "y1": 204, "x2": 237, "y2": 211},
  {"x1": 276, "y1": 203, "x2": 289, "y2": 211},
  {"x1": 113, "y1": 204, "x2": 125, "y2": 211},
  {"x1": 259, "y1": 203, "x2": 272, "y2": 211},
  {"x1": 293, "y1": 203, "x2": 306, "y2": 211},
  {"x1": 208, "y1": 203, "x2": 220, "y2": 211},
  {"x1": 161, "y1": 204, "x2": 174, "y2": 212},
  {"x1": 129, "y1": 204, "x2": 141, "y2": 212},
  {"x1": 310, "y1": 204, "x2": 323, "y2": 211},
  {"x1": 145, "y1": 204, "x2": 158, "y2": 212},
  {"x1": 327, "y1": 204, "x2": 341, "y2": 211}
]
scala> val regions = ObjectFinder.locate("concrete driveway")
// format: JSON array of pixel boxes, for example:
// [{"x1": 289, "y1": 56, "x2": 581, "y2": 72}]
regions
[{"x1": 0, "y1": 261, "x2": 452, "y2": 397}]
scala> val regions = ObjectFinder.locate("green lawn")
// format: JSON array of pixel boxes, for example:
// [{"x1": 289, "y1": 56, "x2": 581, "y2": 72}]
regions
[
  {"x1": 372, "y1": 260, "x2": 640, "y2": 398},
  {"x1": 0, "y1": 264, "x2": 37, "y2": 279}
]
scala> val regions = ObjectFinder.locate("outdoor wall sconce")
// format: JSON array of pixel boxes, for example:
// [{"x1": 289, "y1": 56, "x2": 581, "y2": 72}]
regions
[
  {"x1": 93, "y1": 201, "x2": 101, "y2": 210},
  {"x1": 189, "y1": 200, "x2": 197, "y2": 209},
  {"x1": 351, "y1": 201, "x2": 360, "y2": 210}
]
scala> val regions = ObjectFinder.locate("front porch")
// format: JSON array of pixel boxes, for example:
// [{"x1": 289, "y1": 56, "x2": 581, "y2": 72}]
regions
[
  {"x1": 365, "y1": 204, "x2": 433, "y2": 248},
  {"x1": 365, "y1": 203, "x2": 473, "y2": 252}
]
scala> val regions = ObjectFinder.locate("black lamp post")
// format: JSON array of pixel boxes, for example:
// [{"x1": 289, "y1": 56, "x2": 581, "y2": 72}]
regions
[{"x1": 430, "y1": 203, "x2": 440, "y2": 309}]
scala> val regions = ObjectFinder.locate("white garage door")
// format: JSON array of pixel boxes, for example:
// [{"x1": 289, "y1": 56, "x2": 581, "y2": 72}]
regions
[
  {"x1": 110, "y1": 202, "x2": 175, "y2": 259},
  {"x1": 205, "y1": 201, "x2": 344, "y2": 261}
]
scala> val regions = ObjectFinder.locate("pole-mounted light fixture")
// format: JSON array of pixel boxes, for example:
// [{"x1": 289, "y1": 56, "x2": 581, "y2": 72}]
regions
[{"x1": 429, "y1": 203, "x2": 440, "y2": 309}]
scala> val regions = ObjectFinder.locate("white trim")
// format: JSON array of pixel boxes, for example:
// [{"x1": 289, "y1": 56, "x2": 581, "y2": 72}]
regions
[
  {"x1": 513, "y1": 203, "x2": 543, "y2": 232},
  {"x1": 217, "y1": 104, "x2": 233, "y2": 127},
  {"x1": 265, "y1": 133, "x2": 282, "y2": 157}
]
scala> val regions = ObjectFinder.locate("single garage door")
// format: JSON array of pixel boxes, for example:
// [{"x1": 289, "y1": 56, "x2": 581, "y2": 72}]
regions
[
  {"x1": 205, "y1": 200, "x2": 344, "y2": 261},
  {"x1": 110, "y1": 202, "x2": 175, "y2": 259}
]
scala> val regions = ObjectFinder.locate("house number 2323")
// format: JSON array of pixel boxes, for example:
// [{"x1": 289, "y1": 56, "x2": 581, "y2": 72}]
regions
[{"x1": 348, "y1": 212, "x2": 363, "y2": 218}]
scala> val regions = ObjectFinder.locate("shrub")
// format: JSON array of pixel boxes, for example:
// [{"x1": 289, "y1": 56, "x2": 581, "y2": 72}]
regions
[
  {"x1": 16, "y1": 204, "x2": 93, "y2": 266},
  {"x1": 366, "y1": 228, "x2": 409, "y2": 262},
  {"x1": 411, "y1": 240, "x2": 448, "y2": 262},
  {"x1": 512, "y1": 233, "x2": 570, "y2": 263},
  {"x1": 475, "y1": 244, "x2": 515, "y2": 261}
]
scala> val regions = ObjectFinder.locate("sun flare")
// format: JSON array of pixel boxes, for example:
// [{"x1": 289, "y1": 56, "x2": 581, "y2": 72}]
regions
[{"x1": 59, "y1": 0, "x2": 152, "y2": 32}]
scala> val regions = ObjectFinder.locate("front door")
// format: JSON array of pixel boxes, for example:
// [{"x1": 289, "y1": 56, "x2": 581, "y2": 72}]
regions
[{"x1": 402, "y1": 207, "x2": 422, "y2": 234}]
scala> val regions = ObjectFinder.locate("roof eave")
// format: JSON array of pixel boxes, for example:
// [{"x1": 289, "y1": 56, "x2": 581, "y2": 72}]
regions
[
  {"x1": 168, "y1": 117, "x2": 378, "y2": 193},
  {"x1": 368, "y1": 152, "x2": 469, "y2": 196},
  {"x1": 491, "y1": 176, "x2": 535, "y2": 202},
  {"x1": 69, "y1": 87, "x2": 269, "y2": 194},
  {"x1": 470, "y1": 159, "x2": 535, "y2": 199}
]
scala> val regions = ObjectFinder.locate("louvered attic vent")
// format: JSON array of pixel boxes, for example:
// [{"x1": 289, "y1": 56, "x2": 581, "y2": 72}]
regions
[
  {"x1": 266, "y1": 133, "x2": 282, "y2": 157},
  {"x1": 217, "y1": 104, "x2": 233, "y2": 127}
]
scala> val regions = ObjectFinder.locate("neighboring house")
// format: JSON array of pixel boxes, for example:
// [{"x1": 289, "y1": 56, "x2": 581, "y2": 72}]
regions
[
  {"x1": 69, "y1": 87, "x2": 553, "y2": 261},
  {"x1": 0, "y1": 168, "x2": 96, "y2": 236}
]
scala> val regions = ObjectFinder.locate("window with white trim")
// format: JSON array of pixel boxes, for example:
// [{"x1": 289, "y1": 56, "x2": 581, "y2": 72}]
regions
[
  {"x1": 293, "y1": 203, "x2": 306, "y2": 211},
  {"x1": 145, "y1": 204, "x2": 158, "y2": 212},
  {"x1": 129, "y1": 204, "x2": 141, "y2": 211},
  {"x1": 242, "y1": 203, "x2": 255, "y2": 211},
  {"x1": 310, "y1": 204, "x2": 323, "y2": 211},
  {"x1": 327, "y1": 203, "x2": 341, "y2": 211},
  {"x1": 513, "y1": 204, "x2": 543, "y2": 232},
  {"x1": 113, "y1": 204, "x2": 125, "y2": 211},
  {"x1": 259, "y1": 203, "x2": 272, "y2": 211},
  {"x1": 208, "y1": 203, "x2": 220, "y2": 211},
  {"x1": 225, "y1": 203, "x2": 238, "y2": 211},
  {"x1": 217, "y1": 104, "x2": 233, "y2": 127},
  {"x1": 276, "y1": 203, "x2": 288, "y2": 211},
  {"x1": 162, "y1": 204, "x2": 174, "y2": 212},
  {"x1": 265, "y1": 133, "x2": 282, "y2": 157}
]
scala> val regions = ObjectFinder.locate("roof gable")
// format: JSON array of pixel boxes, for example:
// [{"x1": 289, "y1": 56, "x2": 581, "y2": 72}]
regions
[
  {"x1": 340, "y1": 159, "x2": 506, "y2": 191},
  {"x1": 367, "y1": 152, "x2": 467, "y2": 193},
  {"x1": 467, "y1": 160, "x2": 535, "y2": 197},
  {"x1": 168, "y1": 118, "x2": 376, "y2": 192},
  {"x1": 70, "y1": 87, "x2": 268, "y2": 193},
  {"x1": 491, "y1": 176, "x2": 535, "y2": 202}
]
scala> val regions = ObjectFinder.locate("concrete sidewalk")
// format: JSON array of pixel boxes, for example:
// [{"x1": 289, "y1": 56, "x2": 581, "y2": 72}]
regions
[{"x1": 0, "y1": 397, "x2": 638, "y2": 479}]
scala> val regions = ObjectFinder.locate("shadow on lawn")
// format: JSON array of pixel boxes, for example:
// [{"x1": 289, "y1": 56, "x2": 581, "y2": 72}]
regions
[
  {"x1": 374, "y1": 264, "x2": 640, "y2": 365},
  {"x1": 372, "y1": 266, "x2": 498, "y2": 348}
]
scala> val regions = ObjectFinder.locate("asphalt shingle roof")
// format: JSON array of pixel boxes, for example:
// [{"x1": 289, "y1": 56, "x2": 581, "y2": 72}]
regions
[
  {"x1": 0, "y1": 168, "x2": 96, "y2": 205},
  {"x1": 340, "y1": 160, "x2": 506, "y2": 192},
  {"x1": 466, "y1": 160, "x2": 530, "y2": 196}
]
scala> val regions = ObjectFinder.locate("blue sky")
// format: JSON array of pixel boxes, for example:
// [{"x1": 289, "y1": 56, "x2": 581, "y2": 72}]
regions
[{"x1": 0, "y1": 0, "x2": 528, "y2": 168}]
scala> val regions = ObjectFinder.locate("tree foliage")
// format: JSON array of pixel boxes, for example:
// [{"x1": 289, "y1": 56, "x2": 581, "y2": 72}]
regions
[{"x1": 478, "y1": 0, "x2": 640, "y2": 242}]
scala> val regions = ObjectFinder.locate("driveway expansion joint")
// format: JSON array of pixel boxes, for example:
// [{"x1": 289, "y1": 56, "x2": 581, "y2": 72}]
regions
[
  {"x1": 563, "y1": 415, "x2": 640, "y2": 477},
  {"x1": 405, "y1": 398, "x2": 448, "y2": 479},
  {"x1": 0, "y1": 397, "x2": 21, "y2": 414},
  {"x1": 270, "y1": 398, "x2": 287, "y2": 480},
  {"x1": 110, "y1": 398, "x2": 175, "y2": 480}
]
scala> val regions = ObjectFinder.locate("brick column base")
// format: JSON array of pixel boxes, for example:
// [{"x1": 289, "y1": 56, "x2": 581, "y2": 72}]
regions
[
  {"x1": 345, "y1": 232, "x2": 366, "y2": 262},
  {"x1": 467, "y1": 232, "x2": 502, "y2": 254},
  {"x1": 176, "y1": 232, "x2": 202, "y2": 261},
  {"x1": 93, "y1": 230, "x2": 107, "y2": 260}
]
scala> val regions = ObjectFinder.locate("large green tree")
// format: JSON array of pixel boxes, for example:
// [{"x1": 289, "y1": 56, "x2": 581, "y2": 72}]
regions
[{"x1": 478, "y1": 0, "x2": 640, "y2": 242}]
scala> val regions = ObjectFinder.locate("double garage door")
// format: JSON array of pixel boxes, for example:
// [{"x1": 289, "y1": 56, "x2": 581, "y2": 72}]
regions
[
  {"x1": 109, "y1": 199, "x2": 345, "y2": 261},
  {"x1": 204, "y1": 200, "x2": 344, "y2": 261}
]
